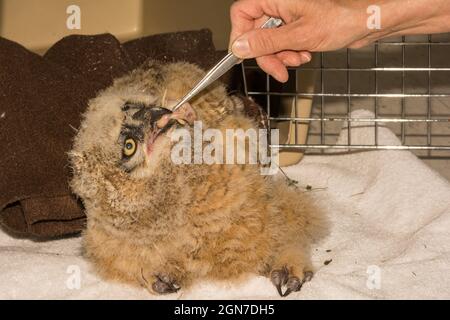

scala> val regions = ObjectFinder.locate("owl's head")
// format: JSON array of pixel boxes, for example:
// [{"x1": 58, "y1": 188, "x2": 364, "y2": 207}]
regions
[{"x1": 69, "y1": 81, "x2": 196, "y2": 220}]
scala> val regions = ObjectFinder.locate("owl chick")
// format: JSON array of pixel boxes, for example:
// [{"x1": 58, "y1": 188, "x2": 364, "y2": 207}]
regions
[{"x1": 69, "y1": 60, "x2": 326, "y2": 297}]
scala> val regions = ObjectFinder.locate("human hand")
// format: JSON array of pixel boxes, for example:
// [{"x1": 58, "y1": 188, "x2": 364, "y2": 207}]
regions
[
  {"x1": 229, "y1": 0, "x2": 370, "y2": 82},
  {"x1": 230, "y1": 0, "x2": 450, "y2": 82}
]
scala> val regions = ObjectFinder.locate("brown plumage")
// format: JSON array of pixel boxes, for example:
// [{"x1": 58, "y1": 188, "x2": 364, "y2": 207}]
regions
[{"x1": 69, "y1": 60, "x2": 326, "y2": 297}]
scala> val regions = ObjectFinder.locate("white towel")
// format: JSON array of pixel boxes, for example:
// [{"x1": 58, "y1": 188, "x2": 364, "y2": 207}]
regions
[{"x1": 1, "y1": 109, "x2": 449, "y2": 299}]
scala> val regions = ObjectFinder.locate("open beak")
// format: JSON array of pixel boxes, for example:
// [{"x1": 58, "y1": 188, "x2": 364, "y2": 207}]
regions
[
  {"x1": 154, "y1": 102, "x2": 196, "y2": 130},
  {"x1": 146, "y1": 103, "x2": 197, "y2": 155}
]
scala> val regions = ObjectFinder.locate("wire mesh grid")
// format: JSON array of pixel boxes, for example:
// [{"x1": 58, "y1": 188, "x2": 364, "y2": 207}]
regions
[{"x1": 241, "y1": 34, "x2": 450, "y2": 159}]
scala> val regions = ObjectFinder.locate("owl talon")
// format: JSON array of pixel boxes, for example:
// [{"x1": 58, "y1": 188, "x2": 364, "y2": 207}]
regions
[
  {"x1": 151, "y1": 275, "x2": 180, "y2": 295},
  {"x1": 303, "y1": 271, "x2": 314, "y2": 282},
  {"x1": 282, "y1": 276, "x2": 302, "y2": 297},
  {"x1": 270, "y1": 267, "x2": 289, "y2": 297},
  {"x1": 271, "y1": 268, "x2": 313, "y2": 297}
]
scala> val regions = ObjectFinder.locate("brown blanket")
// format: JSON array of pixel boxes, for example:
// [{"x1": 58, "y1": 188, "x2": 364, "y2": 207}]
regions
[{"x1": 0, "y1": 29, "x2": 241, "y2": 238}]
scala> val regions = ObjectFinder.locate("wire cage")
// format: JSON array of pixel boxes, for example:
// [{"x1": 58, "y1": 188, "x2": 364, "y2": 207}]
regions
[{"x1": 241, "y1": 34, "x2": 450, "y2": 162}]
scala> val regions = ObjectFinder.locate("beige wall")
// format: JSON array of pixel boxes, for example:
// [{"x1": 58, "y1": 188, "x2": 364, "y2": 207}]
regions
[
  {"x1": 0, "y1": 0, "x2": 234, "y2": 53},
  {"x1": 142, "y1": 0, "x2": 234, "y2": 50}
]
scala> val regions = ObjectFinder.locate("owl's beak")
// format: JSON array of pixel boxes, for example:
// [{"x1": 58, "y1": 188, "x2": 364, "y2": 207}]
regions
[
  {"x1": 147, "y1": 107, "x2": 172, "y2": 129},
  {"x1": 154, "y1": 102, "x2": 196, "y2": 130},
  {"x1": 145, "y1": 103, "x2": 197, "y2": 156}
]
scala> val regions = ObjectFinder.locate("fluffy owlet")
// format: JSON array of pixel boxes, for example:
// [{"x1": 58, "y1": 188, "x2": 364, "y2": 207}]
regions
[{"x1": 69, "y1": 60, "x2": 326, "y2": 297}]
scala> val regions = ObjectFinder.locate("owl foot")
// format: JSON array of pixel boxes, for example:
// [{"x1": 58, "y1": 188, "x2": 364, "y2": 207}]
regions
[
  {"x1": 151, "y1": 274, "x2": 180, "y2": 295},
  {"x1": 270, "y1": 267, "x2": 313, "y2": 297}
]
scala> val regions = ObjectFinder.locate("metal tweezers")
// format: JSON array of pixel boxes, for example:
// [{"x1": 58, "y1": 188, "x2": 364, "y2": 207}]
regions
[{"x1": 172, "y1": 17, "x2": 283, "y2": 111}]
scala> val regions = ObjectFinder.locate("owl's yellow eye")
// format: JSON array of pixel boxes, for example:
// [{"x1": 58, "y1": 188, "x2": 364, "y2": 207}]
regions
[{"x1": 123, "y1": 138, "x2": 137, "y2": 157}]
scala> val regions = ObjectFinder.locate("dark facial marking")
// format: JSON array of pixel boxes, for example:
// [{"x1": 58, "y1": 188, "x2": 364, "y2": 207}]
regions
[
  {"x1": 121, "y1": 125, "x2": 144, "y2": 142},
  {"x1": 121, "y1": 102, "x2": 146, "y2": 112},
  {"x1": 118, "y1": 102, "x2": 174, "y2": 172},
  {"x1": 132, "y1": 106, "x2": 172, "y2": 124},
  {"x1": 131, "y1": 107, "x2": 148, "y2": 121}
]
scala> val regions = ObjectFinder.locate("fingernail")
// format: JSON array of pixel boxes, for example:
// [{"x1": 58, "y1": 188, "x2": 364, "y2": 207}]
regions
[
  {"x1": 301, "y1": 52, "x2": 312, "y2": 63},
  {"x1": 232, "y1": 37, "x2": 250, "y2": 58}
]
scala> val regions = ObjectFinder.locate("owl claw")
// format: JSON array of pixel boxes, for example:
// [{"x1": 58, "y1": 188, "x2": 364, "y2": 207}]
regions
[
  {"x1": 151, "y1": 275, "x2": 180, "y2": 295},
  {"x1": 270, "y1": 268, "x2": 313, "y2": 297},
  {"x1": 282, "y1": 276, "x2": 302, "y2": 297},
  {"x1": 270, "y1": 267, "x2": 289, "y2": 297}
]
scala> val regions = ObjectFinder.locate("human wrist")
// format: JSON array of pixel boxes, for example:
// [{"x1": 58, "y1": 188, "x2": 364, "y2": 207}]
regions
[{"x1": 363, "y1": 0, "x2": 450, "y2": 41}]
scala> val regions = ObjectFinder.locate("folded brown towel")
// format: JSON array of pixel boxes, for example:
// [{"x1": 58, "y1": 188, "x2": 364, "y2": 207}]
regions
[
  {"x1": 44, "y1": 34, "x2": 133, "y2": 88},
  {"x1": 0, "y1": 30, "x2": 236, "y2": 238},
  {"x1": 0, "y1": 36, "x2": 102, "y2": 238}
]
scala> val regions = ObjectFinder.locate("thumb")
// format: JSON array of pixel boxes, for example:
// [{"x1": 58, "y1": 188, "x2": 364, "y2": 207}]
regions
[{"x1": 231, "y1": 25, "x2": 294, "y2": 59}]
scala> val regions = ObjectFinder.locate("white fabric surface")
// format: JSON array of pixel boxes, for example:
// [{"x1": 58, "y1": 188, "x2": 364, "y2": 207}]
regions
[{"x1": 1, "y1": 110, "x2": 449, "y2": 300}]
